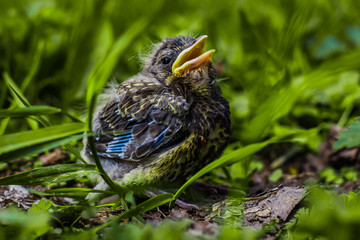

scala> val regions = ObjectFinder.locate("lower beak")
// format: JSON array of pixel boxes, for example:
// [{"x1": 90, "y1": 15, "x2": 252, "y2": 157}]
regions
[{"x1": 172, "y1": 35, "x2": 215, "y2": 74}]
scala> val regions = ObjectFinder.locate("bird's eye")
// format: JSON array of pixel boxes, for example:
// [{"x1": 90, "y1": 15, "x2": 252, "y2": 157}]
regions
[{"x1": 161, "y1": 57, "x2": 171, "y2": 65}]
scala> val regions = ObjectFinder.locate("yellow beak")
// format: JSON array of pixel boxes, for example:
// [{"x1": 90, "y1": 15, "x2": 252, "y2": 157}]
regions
[{"x1": 172, "y1": 35, "x2": 215, "y2": 74}]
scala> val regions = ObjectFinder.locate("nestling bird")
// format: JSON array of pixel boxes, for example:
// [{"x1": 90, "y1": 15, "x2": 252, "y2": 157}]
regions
[{"x1": 84, "y1": 35, "x2": 231, "y2": 202}]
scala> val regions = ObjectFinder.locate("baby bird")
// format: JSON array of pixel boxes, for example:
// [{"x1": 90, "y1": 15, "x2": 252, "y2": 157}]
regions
[{"x1": 85, "y1": 35, "x2": 231, "y2": 199}]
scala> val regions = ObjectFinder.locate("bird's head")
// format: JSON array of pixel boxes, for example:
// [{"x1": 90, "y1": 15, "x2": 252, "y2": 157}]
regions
[{"x1": 142, "y1": 35, "x2": 216, "y2": 93}]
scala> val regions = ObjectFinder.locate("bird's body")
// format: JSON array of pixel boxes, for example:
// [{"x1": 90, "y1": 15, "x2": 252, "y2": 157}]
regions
[{"x1": 85, "y1": 35, "x2": 231, "y2": 195}]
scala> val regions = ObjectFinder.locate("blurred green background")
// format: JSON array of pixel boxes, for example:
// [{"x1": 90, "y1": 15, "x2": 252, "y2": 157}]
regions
[
  {"x1": 1, "y1": 0, "x2": 360, "y2": 147},
  {"x1": 2, "y1": 1, "x2": 360, "y2": 239}
]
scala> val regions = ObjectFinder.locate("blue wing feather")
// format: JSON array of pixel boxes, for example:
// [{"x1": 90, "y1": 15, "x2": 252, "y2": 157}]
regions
[
  {"x1": 102, "y1": 124, "x2": 169, "y2": 157},
  {"x1": 95, "y1": 97, "x2": 183, "y2": 160},
  {"x1": 99, "y1": 124, "x2": 169, "y2": 156},
  {"x1": 153, "y1": 126, "x2": 169, "y2": 148},
  {"x1": 106, "y1": 132, "x2": 133, "y2": 154}
]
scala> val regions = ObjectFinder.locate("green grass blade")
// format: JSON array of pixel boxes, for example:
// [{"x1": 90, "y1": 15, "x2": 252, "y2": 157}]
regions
[
  {"x1": 84, "y1": 1, "x2": 164, "y2": 197},
  {"x1": 46, "y1": 188, "x2": 112, "y2": 194},
  {"x1": 94, "y1": 193, "x2": 174, "y2": 232},
  {"x1": 2, "y1": 72, "x2": 40, "y2": 131},
  {"x1": 174, "y1": 127, "x2": 322, "y2": 199},
  {"x1": 174, "y1": 139, "x2": 275, "y2": 199},
  {"x1": 32, "y1": 188, "x2": 115, "y2": 199},
  {"x1": 0, "y1": 106, "x2": 61, "y2": 118},
  {"x1": 0, "y1": 164, "x2": 96, "y2": 186},
  {"x1": 85, "y1": 23, "x2": 149, "y2": 195},
  {"x1": 3, "y1": 72, "x2": 50, "y2": 128},
  {"x1": 3, "y1": 72, "x2": 31, "y2": 107},
  {"x1": 116, "y1": 193, "x2": 174, "y2": 219},
  {"x1": 29, "y1": 190, "x2": 89, "y2": 199},
  {"x1": 0, "y1": 132, "x2": 95, "y2": 163},
  {"x1": 63, "y1": 143, "x2": 87, "y2": 164},
  {"x1": 21, "y1": 40, "x2": 44, "y2": 91},
  {"x1": 64, "y1": 112, "x2": 84, "y2": 123},
  {"x1": 85, "y1": 17, "x2": 153, "y2": 130},
  {"x1": 0, "y1": 123, "x2": 85, "y2": 155},
  {"x1": 3, "y1": 73, "x2": 86, "y2": 162},
  {"x1": 242, "y1": 48, "x2": 360, "y2": 142},
  {"x1": 0, "y1": 41, "x2": 43, "y2": 133},
  {"x1": 0, "y1": 117, "x2": 11, "y2": 135},
  {"x1": 30, "y1": 188, "x2": 113, "y2": 200}
]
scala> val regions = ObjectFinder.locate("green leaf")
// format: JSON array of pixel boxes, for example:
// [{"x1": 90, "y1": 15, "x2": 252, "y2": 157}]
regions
[
  {"x1": 269, "y1": 168, "x2": 283, "y2": 182},
  {"x1": 0, "y1": 207, "x2": 51, "y2": 239},
  {"x1": 81, "y1": 207, "x2": 98, "y2": 219},
  {"x1": 0, "y1": 164, "x2": 97, "y2": 186},
  {"x1": 0, "y1": 123, "x2": 85, "y2": 155},
  {"x1": 341, "y1": 167, "x2": 358, "y2": 182},
  {"x1": 333, "y1": 118, "x2": 360, "y2": 149},
  {"x1": 28, "y1": 199, "x2": 53, "y2": 214},
  {"x1": 319, "y1": 167, "x2": 343, "y2": 185},
  {"x1": 0, "y1": 106, "x2": 61, "y2": 118}
]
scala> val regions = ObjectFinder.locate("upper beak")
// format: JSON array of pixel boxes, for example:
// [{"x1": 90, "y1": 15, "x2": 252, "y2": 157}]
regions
[{"x1": 172, "y1": 35, "x2": 215, "y2": 74}]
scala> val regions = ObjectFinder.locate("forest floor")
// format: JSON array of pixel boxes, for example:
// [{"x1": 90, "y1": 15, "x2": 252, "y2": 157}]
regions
[{"x1": 1, "y1": 125, "x2": 359, "y2": 239}]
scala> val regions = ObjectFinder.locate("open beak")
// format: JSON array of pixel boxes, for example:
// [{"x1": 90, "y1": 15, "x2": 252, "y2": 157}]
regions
[{"x1": 172, "y1": 35, "x2": 215, "y2": 75}]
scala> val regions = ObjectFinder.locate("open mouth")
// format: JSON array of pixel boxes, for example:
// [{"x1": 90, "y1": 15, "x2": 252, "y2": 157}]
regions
[{"x1": 172, "y1": 35, "x2": 215, "y2": 74}]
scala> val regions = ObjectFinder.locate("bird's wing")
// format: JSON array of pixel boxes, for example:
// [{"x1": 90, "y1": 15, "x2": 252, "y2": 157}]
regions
[{"x1": 93, "y1": 81, "x2": 190, "y2": 161}]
